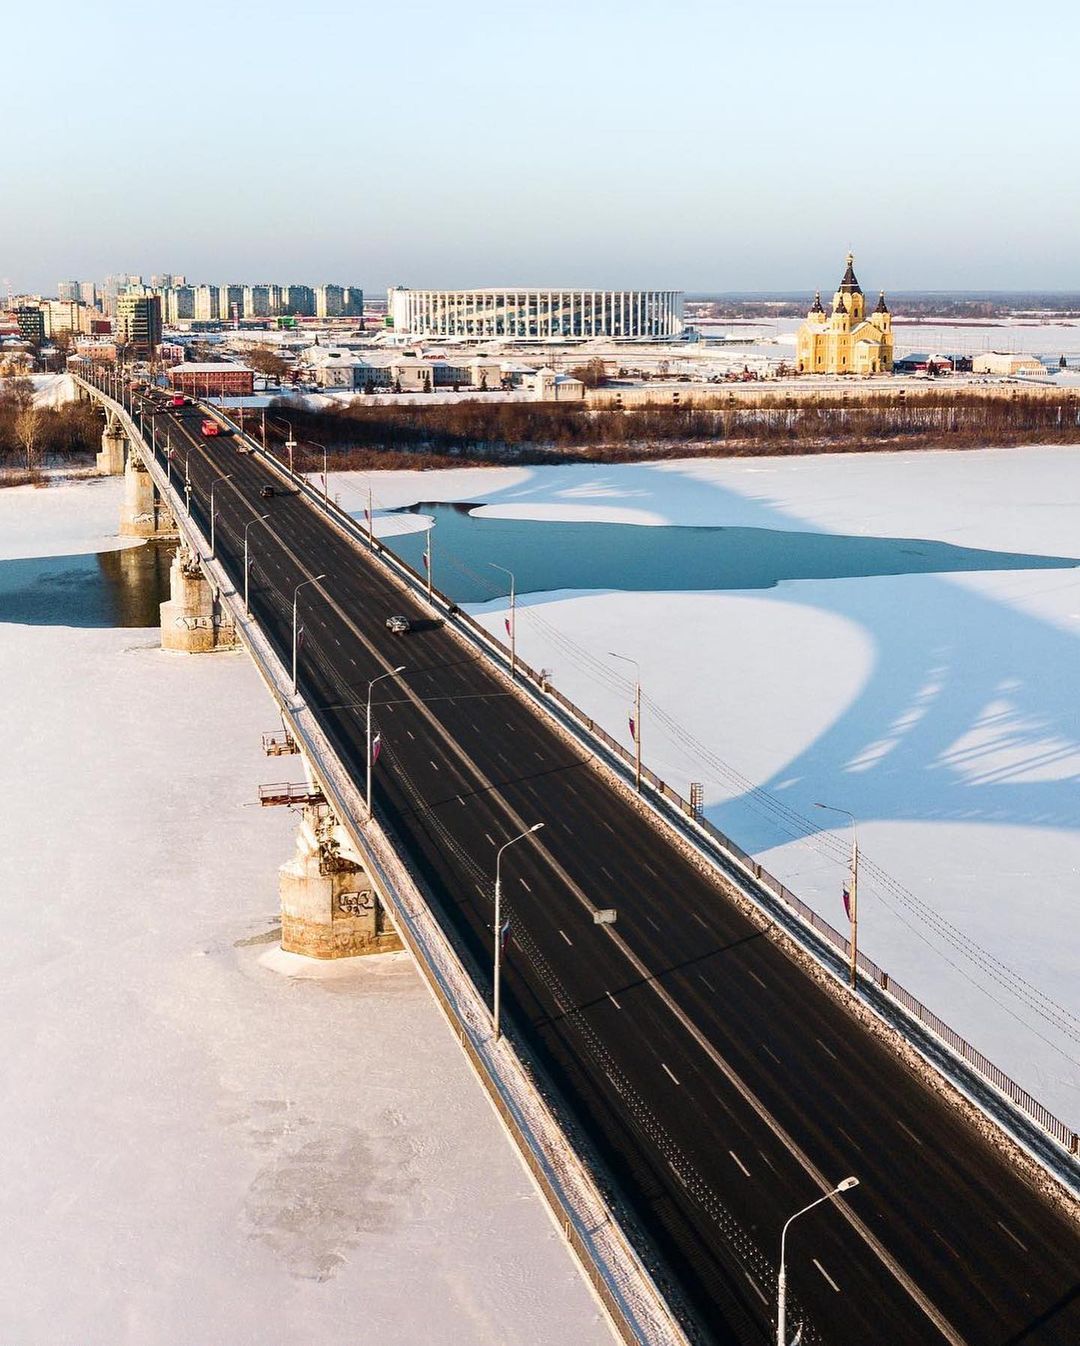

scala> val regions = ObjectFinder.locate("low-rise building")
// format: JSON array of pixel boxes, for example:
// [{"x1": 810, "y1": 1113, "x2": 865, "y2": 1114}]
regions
[
  {"x1": 972, "y1": 352, "x2": 1046, "y2": 377},
  {"x1": 168, "y1": 361, "x2": 255, "y2": 396},
  {"x1": 523, "y1": 367, "x2": 586, "y2": 401}
]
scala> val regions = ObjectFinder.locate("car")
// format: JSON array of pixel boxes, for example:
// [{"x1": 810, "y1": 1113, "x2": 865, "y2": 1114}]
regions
[
  {"x1": 200, "y1": 420, "x2": 221, "y2": 437},
  {"x1": 385, "y1": 615, "x2": 411, "y2": 635},
  {"x1": 169, "y1": 395, "x2": 185, "y2": 407},
  {"x1": 259, "y1": 485, "x2": 275, "y2": 499}
]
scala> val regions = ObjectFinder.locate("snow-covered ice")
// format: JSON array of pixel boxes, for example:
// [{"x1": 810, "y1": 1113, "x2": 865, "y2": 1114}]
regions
[
  {"x1": 330, "y1": 451, "x2": 1080, "y2": 1128},
  {"x1": 0, "y1": 479, "x2": 613, "y2": 1346}
]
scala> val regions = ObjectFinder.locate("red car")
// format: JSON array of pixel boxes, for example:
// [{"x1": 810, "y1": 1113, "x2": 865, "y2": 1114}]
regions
[
  {"x1": 169, "y1": 395, "x2": 185, "y2": 407},
  {"x1": 200, "y1": 420, "x2": 221, "y2": 437}
]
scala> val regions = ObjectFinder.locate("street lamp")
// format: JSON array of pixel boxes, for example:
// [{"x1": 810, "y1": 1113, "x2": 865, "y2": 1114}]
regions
[
  {"x1": 815, "y1": 803, "x2": 859, "y2": 988},
  {"x1": 777, "y1": 1177, "x2": 859, "y2": 1346},
  {"x1": 305, "y1": 439, "x2": 329, "y2": 509},
  {"x1": 292, "y1": 574, "x2": 326, "y2": 697},
  {"x1": 243, "y1": 514, "x2": 271, "y2": 616},
  {"x1": 209, "y1": 473, "x2": 234, "y2": 559},
  {"x1": 493, "y1": 823, "x2": 544, "y2": 1042},
  {"x1": 609, "y1": 651, "x2": 642, "y2": 791},
  {"x1": 366, "y1": 665, "x2": 406, "y2": 814},
  {"x1": 489, "y1": 562, "x2": 517, "y2": 677}
]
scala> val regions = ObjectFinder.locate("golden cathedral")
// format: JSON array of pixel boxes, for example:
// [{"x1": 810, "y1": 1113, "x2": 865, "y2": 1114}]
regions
[{"x1": 796, "y1": 253, "x2": 893, "y2": 375}]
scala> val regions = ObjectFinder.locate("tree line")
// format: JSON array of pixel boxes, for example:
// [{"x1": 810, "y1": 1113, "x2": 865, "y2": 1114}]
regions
[
  {"x1": 269, "y1": 390, "x2": 1080, "y2": 471},
  {"x1": 0, "y1": 377, "x2": 102, "y2": 484}
]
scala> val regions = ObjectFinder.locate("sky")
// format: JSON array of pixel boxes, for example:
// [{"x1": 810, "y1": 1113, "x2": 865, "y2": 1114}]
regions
[{"x1": 3, "y1": 0, "x2": 1079, "y2": 296}]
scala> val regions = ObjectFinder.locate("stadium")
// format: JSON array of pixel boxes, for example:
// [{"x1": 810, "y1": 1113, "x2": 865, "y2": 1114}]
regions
[{"x1": 388, "y1": 287, "x2": 683, "y2": 342}]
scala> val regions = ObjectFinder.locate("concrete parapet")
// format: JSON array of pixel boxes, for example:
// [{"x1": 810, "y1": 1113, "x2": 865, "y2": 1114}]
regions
[
  {"x1": 280, "y1": 804, "x2": 403, "y2": 958},
  {"x1": 120, "y1": 448, "x2": 177, "y2": 539},
  {"x1": 160, "y1": 547, "x2": 238, "y2": 653}
]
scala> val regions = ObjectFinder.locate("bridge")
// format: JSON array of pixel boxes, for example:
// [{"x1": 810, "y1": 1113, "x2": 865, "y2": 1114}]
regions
[{"x1": 77, "y1": 371, "x2": 1080, "y2": 1346}]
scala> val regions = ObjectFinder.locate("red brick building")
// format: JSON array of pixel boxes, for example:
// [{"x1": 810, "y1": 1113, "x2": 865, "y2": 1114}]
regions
[{"x1": 169, "y1": 362, "x2": 255, "y2": 396}]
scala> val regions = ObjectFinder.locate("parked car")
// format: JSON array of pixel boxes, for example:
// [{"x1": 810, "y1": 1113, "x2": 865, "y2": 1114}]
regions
[
  {"x1": 385, "y1": 614, "x2": 411, "y2": 635},
  {"x1": 260, "y1": 485, "x2": 275, "y2": 499}
]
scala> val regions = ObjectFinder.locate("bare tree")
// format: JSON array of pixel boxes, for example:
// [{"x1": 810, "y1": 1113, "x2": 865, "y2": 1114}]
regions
[{"x1": 14, "y1": 402, "x2": 42, "y2": 472}]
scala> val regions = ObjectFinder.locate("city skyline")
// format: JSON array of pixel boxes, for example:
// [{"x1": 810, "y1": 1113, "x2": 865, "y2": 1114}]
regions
[{"x1": 5, "y1": 1, "x2": 1080, "y2": 293}]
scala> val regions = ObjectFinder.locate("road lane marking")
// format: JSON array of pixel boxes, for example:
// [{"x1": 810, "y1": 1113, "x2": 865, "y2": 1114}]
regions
[
  {"x1": 600, "y1": 865, "x2": 613, "y2": 880},
  {"x1": 744, "y1": 1273, "x2": 768, "y2": 1307},
  {"x1": 606, "y1": 991, "x2": 622, "y2": 1009},
  {"x1": 761, "y1": 1045, "x2": 781, "y2": 1064},
  {"x1": 814, "y1": 1259, "x2": 840, "y2": 1292},
  {"x1": 429, "y1": 759, "x2": 440, "y2": 771},
  {"x1": 758, "y1": 1149, "x2": 779, "y2": 1174},
  {"x1": 691, "y1": 911, "x2": 709, "y2": 928},
  {"x1": 519, "y1": 878, "x2": 531, "y2": 892},
  {"x1": 996, "y1": 1220, "x2": 1029, "y2": 1252},
  {"x1": 661, "y1": 1063, "x2": 681, "y2": 1085},
  {"x1": 406, "y1": 730, "x2": 414, "y2": 739},
  {"x1": 559, "y1": 929, "x2": 573, "y2": 946},
  {"x1": 729, "y1": 1149, "x2": 750, "y2": 1176},
  {"x1": 895, "y1": 1119, "x2": 923, "y2": 1147},
  {"x1": 699, "y1": 974, "x2": 715, "y2": 992},
  {"x1": 816, "y1": 1037, "x2": 838, "y2": 1061},
  {"x1": 484, "y1": 833, "x2": 495, "y2": 846},
  {"x1": 746, "y1": 968, "x2": 768, "y2": 990}
]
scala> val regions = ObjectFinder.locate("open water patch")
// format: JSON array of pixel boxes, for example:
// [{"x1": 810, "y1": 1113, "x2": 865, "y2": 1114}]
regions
[
  {"x1": 0, "y1": 541, "x2": 174, "y2": 627},
  {"x1": 382, "y1": 502, "x2": 1080, "y2": 603}
]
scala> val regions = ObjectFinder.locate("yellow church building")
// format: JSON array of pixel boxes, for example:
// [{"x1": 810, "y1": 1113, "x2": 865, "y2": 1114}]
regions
[{"x1": 796, "y1": 253, "x2": 893, "y2": 375}]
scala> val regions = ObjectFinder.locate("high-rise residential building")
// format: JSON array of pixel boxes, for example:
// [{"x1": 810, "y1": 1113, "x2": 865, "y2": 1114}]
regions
[
  {"x1": 193, "y1": 285, "x2": 219, "y2": 321},
  {"x1": 114, "y1": 293, "x2": 162, "y2": 356},
  {"x1": 343, "y1": 287, "x2": 364, "y2": 319},
  {"x1": 15, "y1": 306, "x2": 47, "y2": 346},
  {"x1": 315, "y1": 284, "x2": 345, "y2": 318},
  {"x1": 220, "y1": 283, "x2": 244, "y2": 324},
  {"x1": 57, "y1": 280, "x2": 80, "y2": 302},
  {"x1": 43, "y1": 299, "x2": 91, "y2": 337},
  {"x1": 78, "y1": 281, "x2": 98, "y2": 308},
  {"x1": 242, "y1": 283, "x2": 281, "y2": 319},
  {"x1": 165, "y1": 285, "x2": 196, "y2": 322},
  {"x1": 283, "y1": 284, "x2": 315, "y2": 317}
]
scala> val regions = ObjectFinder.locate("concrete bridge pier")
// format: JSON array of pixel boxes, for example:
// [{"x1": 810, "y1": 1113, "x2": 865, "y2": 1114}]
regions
[
  {"x1": 160, "y1": 546, "x2": 238, "y2": 653},
  {"x1": 279, "y1": 801, "x2": 403, "y2": 959},
  {"x1": 120, "y1": 447, "x2": 177, "y2": 539},
  {"x1": 96, "y1": 415, "x2": 126, "y2": 475}
]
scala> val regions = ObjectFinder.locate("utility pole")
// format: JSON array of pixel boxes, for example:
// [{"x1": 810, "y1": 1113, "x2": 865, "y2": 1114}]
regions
[
  {"x1": 610, "y1": 651, "x2": 642, "y2": 791},
  {"x1": 815, "y1": 803, "x2": 859, "y2": 988},
  {"x1": 490, "y1": 562, "x2": 517, "y2": 677}
]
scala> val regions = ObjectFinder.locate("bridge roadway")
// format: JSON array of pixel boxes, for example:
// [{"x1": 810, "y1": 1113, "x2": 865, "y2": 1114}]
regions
[{"x1": 157, "y1": 402, "x2": 1078, "y2": 1345}]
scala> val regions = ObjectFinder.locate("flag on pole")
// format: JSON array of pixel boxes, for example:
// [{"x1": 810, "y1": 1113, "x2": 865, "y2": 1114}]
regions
[
  {"x1": 422, "y1": 549, "x2": 429, "y2": 570},
  {"x1": 499, "y1": 919, "x2": 511, "y2": 953},
  {"x1": 504, "y1": 616, "x2": 512, "y2": 639},
  {"x1": 297, "y1": 624, "x2": 305, "y2": 651},
  {"x1": 842, "y1": 885, "x2": 851, "y2": 921},
  {"x1": 365, "y1": 507, "x2": 371, "y2": 528},
  {"x1": 371, "y1": 731, "x2": 382, "y2": 766},
  {"x1": 629, "y1": 710, "x2": 637, "y2": 742}
]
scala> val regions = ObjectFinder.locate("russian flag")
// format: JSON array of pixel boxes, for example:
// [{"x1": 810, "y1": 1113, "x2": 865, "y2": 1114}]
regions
[
  {"x1": 371, "y1": 731, "x2": 382, "y2": 766},
  {"x1": 842, "y1": 886, "x2": 851, "y2": 921},
  {"x1": 504, "y1": 616, "x2": 512, "y2": 638}
]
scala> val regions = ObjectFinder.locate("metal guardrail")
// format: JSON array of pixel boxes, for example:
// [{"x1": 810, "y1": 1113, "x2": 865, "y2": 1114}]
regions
[{"x1": 236, "y1": 415, "x2": 1080, "y2": 1162}]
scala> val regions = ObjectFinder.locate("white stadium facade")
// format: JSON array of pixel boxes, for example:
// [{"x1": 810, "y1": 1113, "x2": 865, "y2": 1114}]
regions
[{"x1": 389, "y1": 287, "x2": 684, "y2": 342}]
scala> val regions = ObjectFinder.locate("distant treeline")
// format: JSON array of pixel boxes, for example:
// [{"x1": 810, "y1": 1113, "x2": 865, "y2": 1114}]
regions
[{"x1": 270, "y1": 391, "x2": 1080, "y2": 471}]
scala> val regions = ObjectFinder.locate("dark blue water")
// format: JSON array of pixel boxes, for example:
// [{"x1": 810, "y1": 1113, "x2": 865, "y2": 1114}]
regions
[
  {"x1": 381, "y1": 502, "x2": 1080, "y2": 603},
  {"x1": 0, "y1": 542, "x2": 174, "y2": 627}
]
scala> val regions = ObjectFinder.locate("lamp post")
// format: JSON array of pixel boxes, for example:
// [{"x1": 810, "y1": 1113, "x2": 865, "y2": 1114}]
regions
[
  {"x1": 292, "y1": 574, "x2": 326, "y2": 697},
  {"x1": 243, "y1": 513, "x2": 271, "y2": 616},
  {"x1": 209, "y1": 473, "x2": 233, "y2": 559},
  {"x1": 305, "y1": 439, "x2": 329, "y2": 509},
  {"x1": 493, "y1": 823, "x2": 544, "y2": 1042},
  {"x1": 489, "y1": 562, "x2": 517, "y2": 677},
  {"x1": 366, "y1": 665, "x2": 406, "y2": 814},
  {"x1": 610, "y1": 651, "x2": 642, "y2": 791},
  {"x1": 777, "y1": 1177, "x2": 859, "y2": 1346},
  {"x1": 815, "y1": 803, "x2": 859, "y2": 988}
]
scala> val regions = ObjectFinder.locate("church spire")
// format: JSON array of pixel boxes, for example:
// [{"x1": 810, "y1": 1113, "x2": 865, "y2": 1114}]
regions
[
  {"x1": 839, "y1": 251, "x2": 862, "y2": 294},
  {"x1": 874, "y1": 289, "x2": 889, "y2": 314},
  {"x1": 810, "y1": 290, "x2": 824, "y2": 314}
]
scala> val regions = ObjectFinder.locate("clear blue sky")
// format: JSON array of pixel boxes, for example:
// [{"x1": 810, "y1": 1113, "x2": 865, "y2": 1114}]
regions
[{"x1": 4, "y1": 0, "x2": 1078, "y2": 295}]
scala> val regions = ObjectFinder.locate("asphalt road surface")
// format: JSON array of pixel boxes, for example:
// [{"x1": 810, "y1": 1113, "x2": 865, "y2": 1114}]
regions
[{"x1": 140, "y1": 396, "x2": 1079, "y2": 1346}]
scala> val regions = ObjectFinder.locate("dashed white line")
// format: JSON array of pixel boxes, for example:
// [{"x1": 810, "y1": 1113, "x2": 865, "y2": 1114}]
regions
[
  {"x1": 691, "y1": 911, "x2": 709, "y2": 928},
  {"x1": 559, "y1": 929, "x2": 573, "y2": 946},
  {"x1": 814, "y1": 1259, "x2": 840, "y2": 1293},
  {"x1": 699, "y1": 974, "x2": 716, "y2": 992},
  {"x1": 758, "y1": 1149, "x2": 779, "y2": 1174},
  {"x1": 744, "y1": 1273, "x2": 768, "y2": 1306},
  {"x1": 996, "y1": 1220, "x2": 1029, "y2": 1252},
  {"x1": 406, "y1": 730, "x2": 414, "y2": 740},
  {"x1": 606, "y1": 991, "x2": 622, "y2": 1010},
  {"x1": 600, "y1": 865, "x2": 613, "y2": 880},
  {"x1": 895, "y1": 1119, "x2": 923, "y2": 1147},
  {"x1": 816, "y1": 1037, "x2": 838, "y2": 1061},
  {"x1": 644, "y1": 914, "x2": 660, "y2": 931},
  {"x1": 429, "y1": 759, "x2": 440, "y2": 771},
  {"x1": 729, "y1": 1149, "x2": 750, "y2": 1177},
  {"x1": 661, "y1": 1063, "x2": 681, "y2": 1085},
  {"x1": 519, "y1": 878, "x2": 531, "y2": 892},
  {"x1": 484, "y1": 833, "x2": 495, "y2": 846},
  {"x1": 761, "y1": 1044, "x2": 781, "y2": 1065},
  {"x1": 746, "y1": 968, "x2": 768, "y2": 990}
]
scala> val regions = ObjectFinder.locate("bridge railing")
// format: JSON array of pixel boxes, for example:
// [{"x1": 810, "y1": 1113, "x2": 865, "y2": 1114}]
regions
[{"x1": 198, "y1": 396, "x2": 1080, "y2": 1163}]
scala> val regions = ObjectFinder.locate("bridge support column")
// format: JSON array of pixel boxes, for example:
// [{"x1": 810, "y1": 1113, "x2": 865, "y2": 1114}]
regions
[
  {"x1": 279, "y1": 804, "x2": 402, "y2": 959},
  {"x1": 120, "y1": 448, "x2": 177, "y2": 538},
  {"x1": 160, "y1": 547, "x2": 238, "y2": 653},
  {"x1": 96, "y1": 417, "x2": 126, "y2": 475}
]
